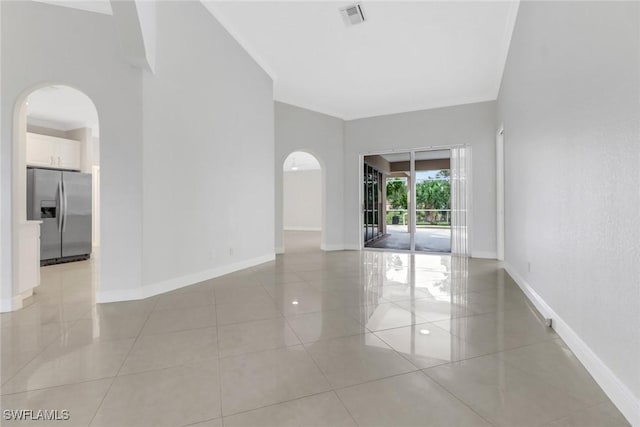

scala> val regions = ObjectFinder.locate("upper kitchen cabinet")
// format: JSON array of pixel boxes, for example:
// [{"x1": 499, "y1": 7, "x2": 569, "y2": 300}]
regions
[{"x1": 26, "y1": 132, "x2": 81, "y2": 170}]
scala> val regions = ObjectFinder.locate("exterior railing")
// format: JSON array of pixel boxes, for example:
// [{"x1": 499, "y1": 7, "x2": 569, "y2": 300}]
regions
[{"x1": 386, "y1": 209, "x2": 451, "y2": 227}]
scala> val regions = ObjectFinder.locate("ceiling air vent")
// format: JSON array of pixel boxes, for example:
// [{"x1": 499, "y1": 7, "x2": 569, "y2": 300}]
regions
[{"x1": 340, "y1": 3, "x2": 365, "y2": 26}]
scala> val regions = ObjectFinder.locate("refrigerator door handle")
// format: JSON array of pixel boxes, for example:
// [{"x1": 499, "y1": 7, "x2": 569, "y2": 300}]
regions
[
  {"x1": 62, "y1": 179, "x2": 68, "y2": 232},
  {"x1": 58, "y1": 180, "x2": 64, "y2": 232}
]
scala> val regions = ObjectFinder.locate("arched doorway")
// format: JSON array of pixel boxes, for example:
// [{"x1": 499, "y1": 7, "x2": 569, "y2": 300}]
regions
[
  {"x1": 282, "y1": 151, "x2": 323, "y2": 253},
  {"x1": 11, "y1": 84, "x2": 101, "y2": 310}
]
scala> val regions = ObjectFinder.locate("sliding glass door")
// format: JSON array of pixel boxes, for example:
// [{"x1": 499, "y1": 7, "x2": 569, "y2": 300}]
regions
[
  {"x1": 363, "y1": 162, "x2": 384, "y2": 244},
  {"x1": 363, "y1": 152, "x2": 411, "y2": 251},
  {"x1": 414, "y1": 149, "x2": 452, "y2": 253},
  {"x1": 362, "y1": 147, "x2": 467, "y2": 255}
]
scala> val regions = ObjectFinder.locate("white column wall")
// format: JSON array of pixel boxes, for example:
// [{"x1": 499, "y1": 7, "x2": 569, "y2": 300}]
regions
[
  {"x1": 140, "y1": 1, "x2": 275, "y2": 292},
  {"x1": 275, "y1": 102, "x2": 345, "y2": 252},
  {"x1": 1, "y1": 1, "x2": 143, "y2": 308}
]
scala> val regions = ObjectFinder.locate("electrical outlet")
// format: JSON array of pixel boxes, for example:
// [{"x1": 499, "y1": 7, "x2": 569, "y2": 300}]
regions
[
  {"x1": 229, "y1": 247, "x2": 234, "y2": 256},
  {"x1": 527, "y1": 262, "x2": 531, "y2": 273}
]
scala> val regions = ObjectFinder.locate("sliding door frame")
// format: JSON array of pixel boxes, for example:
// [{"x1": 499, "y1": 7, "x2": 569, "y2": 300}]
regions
[
  {"x1": 359, "y1": 144, "x2": 470, "y2": 254},
  {"x1": 363, "y1": 162, "x2": 385, "y2": 244}
]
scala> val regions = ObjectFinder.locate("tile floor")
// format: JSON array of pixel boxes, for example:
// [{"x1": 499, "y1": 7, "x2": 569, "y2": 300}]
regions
[
  {"x1": 365, "y1": 226, "x2": 451, "y2": 253},
  {"x1": 0, "y1": 231, "x2": 630, "y2": 426}
]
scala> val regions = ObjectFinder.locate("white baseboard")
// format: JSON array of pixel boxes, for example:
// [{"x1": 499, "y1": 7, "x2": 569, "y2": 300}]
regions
[
  {"x1": 0, "y1": 298, "x2": 12, "y2": 313},
  {"x1": 1, "y1": 295, "x2": 17, "y2": 313},
  {"x1": 320, "y1": 243, "x2": 343, "y2": 251},
  {"x1": 279, "y1": 244, "x2": 359, "y2": 253},
  {"x1": 283, "y1": 226, "x2": 321, "y2": 231},
  {"x1": 471, "y1": 251, "x2": 497, "y2": 259},
  {"x1": 96, "y1": 253, "x2": 275, "y2": 304},
  {"x1": 95, "y1": 287, "x2": 142, "y2": 303},
  {"x1": 504, "y1": 262, "x2": 640, "y2": 426},
  {"x1": 319, "y1": 243, "x2": 362, "y2": 251}
]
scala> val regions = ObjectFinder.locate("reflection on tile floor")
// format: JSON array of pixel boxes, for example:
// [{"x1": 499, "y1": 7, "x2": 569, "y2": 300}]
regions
[{"x1": 0, "y1": 231, "x2": 630, "y2": 426}]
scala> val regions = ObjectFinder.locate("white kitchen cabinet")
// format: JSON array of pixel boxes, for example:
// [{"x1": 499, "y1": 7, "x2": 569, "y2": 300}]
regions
[
  {"x1": 26, "y1": 132, "x2": 81, "y2": 170},
  {"x1": 25, "y1": 133, "x2": 56, "y2": 167},
  {"x1": 56, "y1": 138, "x2": 82, "y2": 169}
]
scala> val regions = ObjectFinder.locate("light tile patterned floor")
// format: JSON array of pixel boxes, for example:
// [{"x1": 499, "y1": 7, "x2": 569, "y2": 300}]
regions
[{"x1": 0, "y1": 232, "x2": 630, "y2": 426}]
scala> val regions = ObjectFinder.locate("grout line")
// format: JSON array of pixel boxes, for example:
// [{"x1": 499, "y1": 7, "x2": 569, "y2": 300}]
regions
[
  {"x1": 297, "y1": 331, "x2": 424, "y2": 390},
  {"x1": 221, "y1": 389, "x2": 343, "y2": 420},
  {"x1": 181, "y1": 417, "x2": 222, "y2": 427},
  {"x1": 0, "y1": 376, "x2": 116, "y2": 398},
  {"x1": 0, "y1": 322, "x2": 71, "y2": 387},
  {"x1": 412, "y1": 339, "x2": 597, "y2": 426},
  {"x1": 329, "y1": 369, "x2": 423, "y2": 394},
  {"x1": 9, "y1": 247, "x2": 592, "y2": 427},
  {"x1": 139, "y1": 320, "x2": 219, "y2": 337},
  {"x1": 105, "y1": 353, "x2": 220, "y2": 382},
  {"x1": 87, "y1": 297, "x2": 158, "y2": 426},
  {"x1": 542, "y1": 401, "x2": 621, "y2": 426},
  {"x1": 419, "y1": 369, "x2": 498, "y2": 427},
  {"x1": 216, "y1": 334, "x2": 301, "y2": 360},
  {"x1": 370, "y1": 328, "x2": 434, "y2": 371},
  {"x1": 216, "y1": 282, "x2": 314, "y2": 418},
  {"x1": 485, "y1": 341, "x2": 611, "y2": 406},
  {"x1": 265, "y1": 279, "x2": 361, "y2": 424},
  {"x1": 86, "y1": 379, "x2": 114, "y2": 427},
  {"x1": 213, "y1": 289, "x2": 225, "y2": 424},
  {"x1": 331, "y1": 389, "x2": 361, "y2": 426}
]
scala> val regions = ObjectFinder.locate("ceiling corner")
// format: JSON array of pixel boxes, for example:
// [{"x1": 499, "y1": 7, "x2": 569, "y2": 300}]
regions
[
  {"x1": 494, "y1": 0, "x2": 520, "y2": 97},
  {"x1": 201, "y1": 1, "x2": 278, "y2": 82}
]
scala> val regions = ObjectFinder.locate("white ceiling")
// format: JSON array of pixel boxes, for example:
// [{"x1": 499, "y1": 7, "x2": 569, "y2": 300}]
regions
[
  {"x1": 283, "y1": 151, "x2": 321, "y2": 171},
  {"x1": 205, "y1": 1, "x2": 519, "y2": 120},
  {"x1": 34, "y1": 1, "x2": 519, "y2": 121},
  {"x1": 26, "y1": 85, "x2": 100, "y2": 136},
  {"x1": 33, "y1": 0, "x2": 113, "y2": 15}
]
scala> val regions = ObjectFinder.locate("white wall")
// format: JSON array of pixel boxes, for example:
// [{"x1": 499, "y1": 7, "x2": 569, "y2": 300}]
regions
[
  {"x1": 344, "y1": 101, "x2": 498, "y2": 256},
  {"x1": 283, "y1": 170, "x2": 321, "y2": 231},
  {"x1": 1, "y1": 1, "x2": 143, "y2": 308},
  {"x1": 497, "y1": 2, "x2": 640, "y2": 423},
  {"x1": 275, "y1": 102, "x2": 344, "y2": 252},
  {"x1": 65, "y1": 127, "x2": 93, "y2": 173},
  {"x1": 141, "y1": 1, "x2": 274, "y2": 290},
  {"x1": 2, "y1": 0, "x2": 275, "y2": 307}
]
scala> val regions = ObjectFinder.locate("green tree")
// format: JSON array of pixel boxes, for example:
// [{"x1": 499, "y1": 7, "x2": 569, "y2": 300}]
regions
[
  {"x1": 415, "y1": 175, "x2": 450, "y2": 224},
  {"x1": 436, "y1": 169, "x2": 450, "y2": 179},
  {"x1": 416, "y1": 180, "x2": 450, "y2": 210},
  {"x1": 386, "y1": 172, "x2": 450, "y2": 224},
  {"x1": 386, "y1": 179, "x2": 407, "y2": 209}
]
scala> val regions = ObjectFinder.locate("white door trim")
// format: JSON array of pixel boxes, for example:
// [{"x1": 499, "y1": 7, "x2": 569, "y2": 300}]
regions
[{"x1": 496, "y1": 126, "x2": 505, "y2": 261}]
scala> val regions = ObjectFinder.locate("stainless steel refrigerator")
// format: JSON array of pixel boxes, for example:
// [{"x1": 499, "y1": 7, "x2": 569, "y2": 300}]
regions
[{"x1": 27, "y1": 168, "x2": 92, "y2": 265}]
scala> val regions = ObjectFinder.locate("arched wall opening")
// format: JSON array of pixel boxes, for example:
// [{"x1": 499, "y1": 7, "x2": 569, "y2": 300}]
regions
[
  {"x1": 1, "y1": 1, "x2": 144, "y2": 312},
  {"x1": 10, "y1": 83, "x2": 101, "y2": 309},
  {"x1": 280, "y1": 151, "x2": 325, "y2": 253}
]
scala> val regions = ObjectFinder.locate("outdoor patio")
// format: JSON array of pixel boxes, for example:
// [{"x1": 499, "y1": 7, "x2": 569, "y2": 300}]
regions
[{"x1": 365, "y1": 225, "x2": 451, "y2": 252}]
